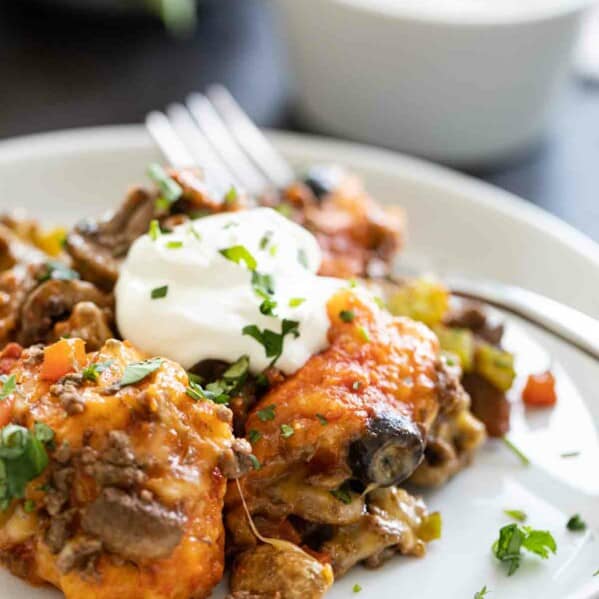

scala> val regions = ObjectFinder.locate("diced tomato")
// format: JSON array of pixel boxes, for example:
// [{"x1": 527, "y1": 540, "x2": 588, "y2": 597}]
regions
[
  {"x1": 0, "y1": 397, "x2": 13, "y2": 427},
  {"x1": 522, "y1": 371, "x2": 557, "y2": 408},
  {"x1": 40, "y1": 338, "x2": 86, "y2": 382},
  {"x1": 0, "y1": 342, "x2": 22, "y2": 375}
]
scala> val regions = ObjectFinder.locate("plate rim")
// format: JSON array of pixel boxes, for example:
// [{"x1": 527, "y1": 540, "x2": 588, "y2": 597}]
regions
[{"x1": 1, "y1": 123, "x2": 597, "y2": 272}]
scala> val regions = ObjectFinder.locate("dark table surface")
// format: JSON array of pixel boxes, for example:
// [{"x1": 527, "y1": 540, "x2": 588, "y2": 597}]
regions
[{"x1": 1, "y1": 0, "x2": 598, "y2": 242}]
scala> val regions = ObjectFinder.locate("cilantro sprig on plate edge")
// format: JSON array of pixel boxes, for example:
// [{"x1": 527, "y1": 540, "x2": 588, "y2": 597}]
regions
[{"x1": 492, "y1": 523, "x2": 556, "y2": 575}]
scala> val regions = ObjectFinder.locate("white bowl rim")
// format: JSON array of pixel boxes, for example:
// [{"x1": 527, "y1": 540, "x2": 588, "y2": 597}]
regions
[
  {"x1": 332, "y1": 0, "x2": 595, "y2": 26},
  {"x1": 0, "y1": 123, "x2": 598, "y2": 272}
]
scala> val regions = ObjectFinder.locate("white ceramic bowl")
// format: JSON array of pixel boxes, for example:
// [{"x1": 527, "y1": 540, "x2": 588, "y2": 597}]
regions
[{"x1": 275, "y1": 0, "x2": 592, "y2": 166}]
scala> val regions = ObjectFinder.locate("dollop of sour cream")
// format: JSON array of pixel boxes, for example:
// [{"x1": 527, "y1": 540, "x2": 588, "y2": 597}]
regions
[{"x1": 116, "y1": 208, "x2": 344, "y2": 374}]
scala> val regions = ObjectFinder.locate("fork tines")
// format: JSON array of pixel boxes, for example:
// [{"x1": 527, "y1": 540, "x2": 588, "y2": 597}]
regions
[{"x1": 146, "y1": 85, "x2": 294, "y2": 196}]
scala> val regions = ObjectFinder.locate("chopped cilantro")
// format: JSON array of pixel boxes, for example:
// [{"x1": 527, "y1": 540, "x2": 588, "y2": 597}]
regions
[
  {"x1": 373, "y1": 296, "x2": 386, "y2": 309},
  {"x1": 119, "y1": 358, "x2": 163, "y2": 387},
  {"x1": 242, "y1": 320, "x2": 300, "y2": 367},
  {"x1": 348, "y1": 278, "x2": 357, "y2": 288},
  {"x1": 23, "y1": 499, "x2": 36, "y2": 513},
  {"x1": 289, "y1": 297, "x2": 306, "y2": 308},
  {"x1": 248, "y1": 429, "x2": 262, "y2": 444},
  {"x1": 330, "y1": 485, "x2": 352, "y2": 505},
  {"x1": 81, "y1": 360, "x2": 114, "y2": 383},
  {"x1": 148, "y1": 219, "x2": 161, "y2": 240},
  {"x1": 37, "y1": 260, "x2": 80, "y2": 283},
  {"x1": 219, "y1": 245, "x2": 257, "y2": 271},
  {"x1": 352, "y1": 381, "x2": 362, "y2": 391},
  {"x1": 151, "y1": 285, "x2": 168, "y2": 299},
  {"x1": 269, "y1": 244, "x2": 278, "y2": 257},
  {"x1": 186, "y1": 356, "x2": 248, "y2": 405},
  {"x1": 0, "y1": 375, "x2": 16, "y2": 401},
  {"x1": 33, "y1": 423, "x2": 55, "y2": 445},
  {"x1": 188, "y1": 224, "x2": 202, "y2": 241},
  {"x1": 224, "y1": 186, "x2": 238, "y2": 205},
  {"x1": 297, "y1": 248, "x2": 309, "y2": 269},
  {"x1": 504, "y1": 509, "x2": 527, "y2": 523},
  {"x1": 357, "y1": 326, "x2": 370, "y2": 342},
  {"x1": 560, "y1": 451, "x2": 580, "y2": 458},
  {"x1": 166, "y1": 240, "x2": 183, "y2": 249},
  {"x1": 566, "y1": 514, "x2": 586, "y2": 532},
  {"x1": 255, "y1": 373, "x2": 269, "y2": 389},
  {"x1": 353, "y1": 584, "x2": 362, "y2": 593},
  {"x1": 257, "y1": 404, "x2": 276, "y2": 422},
  {"x1": 252, "y1": 271, "x2": 275, "y2": 297},
  {"x1": 339, "y1": 310, "x2": 355, "y2": 323},
  {"x1": 275, "y1": 203, "x2": 292, "y2": 219},
  {"x1": 147, "y1": 163, "x2": 183, "y2": 206},
  {"x1": 492, "y1": 523, "x2": 556, "y2": 575},
  {"x1": 259, "y1": 230, "x2": 273, "y2": 250},
  {"x1": 316, "y1": 413, "x2": 328, "y2": 425},
  {"x1": 249, "y1": 454, "x2": 261, "y2": 470},
  {"x1": 280, "y1": 424, "x2": 294, "y2": 438},
  {"x1": 473, "y1": 586, "x2": 489, "y2": 599},
  {"x1": 0, "y1": 423, "x2": 54, "y2": 511},
  {"x1": 502, "y1": 437, "x2": 530, "y2": 466}
]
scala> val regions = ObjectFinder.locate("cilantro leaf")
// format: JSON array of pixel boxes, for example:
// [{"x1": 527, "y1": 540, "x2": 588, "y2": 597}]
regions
[
  {"x1": 492, "y1": 523, "x2": 525, "y2": 575},
  {"x1": 289, "y1": 297, "x2": 305, "y2": 308},
  {"x1": 504, "y1": 509, "x2": 527, "y2": 523},
  {"x1": 357, "y1": 325, "x2": 370, "y2": 342},
  {"x1": 147, "y1": 163, "x2": 183, "y2": 206},
  {"x1": 257, "y1": 404, "x2": 276, "y2": 422},
  {"x1": 297, "y1": 248, "x2": 309, "y2": 269},
  {"x1": 148, "y1": 219, "x2": 161, "y2": 241},
  {"x1": 0, "y1": 423, "x2": 54, "y2": 511},
  {"x1": 473, "y1": 586, "x2": 489, "y2": 599},
  {"x1": 224, "y1": 186, "x2": 238, "y2": 205},
  {"x1": 37, "y1": 260, "x2": 80, "y2": 283},
  {"x1": 248, "y1": 429, "x2": 262, "y2": 444},
  {"x1": 330, "y1": 484, "x2": 353, "y2": 505},
  {"x1": 251, "y1": 271, "x2": 277, "y2": 316},
  {"x1": 492, "y1": 523, "x2": 556, "y2": 575},
  {"x1": 249, "y1": 454, "x2": 261, "y2": 470},
  {"x1": 0, "y1": 375, "x2": 16, "y2": 401},
  {"x1": 242, "y1": 319, "x2": 300, "y2": 367},
  {"x1": 119, "y1": 358, "x2": 163, "y2": 387},
  {"x1": 339, "y1": 309, "x2": 355, "y2": 323},
  {"x1": 186, "y1": 355, "x2": 249, "y2": 405},
  {"x1": 316, "y1": 413, "x2": 328, "y2": 425},
  {"x1": 151, "y1": 285, "x2": 168, "y2": 299},
  {"x1": 521, "y1": 527, "x2": 557, "y2": 558},
  {"x1": 353, "y1": 584, "x2": 362, "y2": 593},
  {"x1": 259, "y1": 230, "x2": 273, "y2": 250},
  {"x1": 566, "y1": 514, "x2": 586, "y2": 532},
  {"x1": 81, "y1": 360, "x2": 114, "y2": 383},
  {"x1": 219, "y1": 245, "x2": 257, "y2": 271},
  {"x1": 502, "y1": 437, "x2": 530, "y2": 466},
  {"x1": 280, "y1": 424, "x2": 294, "y2": 438}
]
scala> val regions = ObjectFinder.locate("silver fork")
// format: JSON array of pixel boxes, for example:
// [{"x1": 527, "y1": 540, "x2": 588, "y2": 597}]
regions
[{"x1": 145, "y1": 85, "x2": 599, "y2": 362}]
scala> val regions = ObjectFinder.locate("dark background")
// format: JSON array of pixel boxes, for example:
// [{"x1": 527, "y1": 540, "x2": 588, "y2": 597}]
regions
[{"x1": 1, "y1": 0, "x2": 598, "y2": 241}]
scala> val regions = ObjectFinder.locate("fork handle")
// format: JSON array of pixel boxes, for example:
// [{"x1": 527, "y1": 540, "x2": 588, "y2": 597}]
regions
[{"x1": 446, "y1": 277, "x2": 599, "y2": 362}]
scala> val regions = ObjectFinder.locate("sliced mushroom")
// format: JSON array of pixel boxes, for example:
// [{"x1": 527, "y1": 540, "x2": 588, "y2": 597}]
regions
[
  {"x1": 66, "y1": 187, "x2": 155, "y2": 291},
  {"x1": 348, "y1": 413, "x2": 424, "y2": 487},
  {"x1": 52, "y1": 301, "x2": 113, "y2": 351},
  {"x1": 230, "y1": 544, "x2": 333, "y2": 599},
  {"x1": 81, "y1": 487, "x2": 184, "y2": 563},
  {"x1": 18, "y1": 279, "x2": 113, "y2": 347},
  {"x1": 0, "y1": 223, "x2": 47, "y2": 272}
]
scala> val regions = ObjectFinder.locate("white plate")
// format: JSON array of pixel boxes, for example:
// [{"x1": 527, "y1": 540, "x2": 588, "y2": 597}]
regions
[{"x1": 0, "y1": 126, "x2": 597, "y2": 599}]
